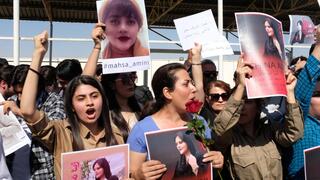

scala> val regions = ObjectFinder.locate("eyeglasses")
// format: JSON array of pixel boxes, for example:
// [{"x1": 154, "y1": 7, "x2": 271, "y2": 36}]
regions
[
  {"x1": 115, "y1": 73, "x2": 137, "y2": 85},
  {"x1": 209, "y1": 93, "x2": 229, "y2": 101}
]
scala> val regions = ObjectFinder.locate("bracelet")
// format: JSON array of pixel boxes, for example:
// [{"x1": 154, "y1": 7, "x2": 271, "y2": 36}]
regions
[
  {"x1": 191, "y1": 63, "x2": 201, "y2": 65},
  {"x1": 28, "y1": 67, "x2": 41, "y2": 76},
  {"x1": 94, "y1": 47, "x2": 101, "y2": 50}
]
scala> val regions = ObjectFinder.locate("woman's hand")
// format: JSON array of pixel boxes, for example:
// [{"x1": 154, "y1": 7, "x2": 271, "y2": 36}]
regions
[
  {"x1": 92, "y1": 23, "x2": 106, "y2": 49},
  {"x1": 1, "y1": 101, "x2": 23, "y2": 117},
  {"x1": 235, "y1": 53, "x2": 253, "y2": 87},
  {"x1": 314, "y1": 25, "x2": 320, "y2": 44},
  {"x1": 33, "y1": 31, "x2": 48, "y2": 56},
  {"x1": 190, "y1": 42, "x2": 202, "y2": 64},
  {"x1": 286, "y1": 72, "x2": 297, "y2": 104},
  {"x1": 139, "y1": 160, "x2": 167, "y2": 180},
  {"x1": 202, "y1": 151, "x2": 224, "y2": 169},
  {"x1": 286, "y1": 72, "x2": 297, "y2": 92}
]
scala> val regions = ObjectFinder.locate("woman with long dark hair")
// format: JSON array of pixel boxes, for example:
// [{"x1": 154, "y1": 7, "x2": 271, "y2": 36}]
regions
[
  {"x1": 93, "y1": 158, "x2": 118, "y2": 180},
  {"x1": 173, "y1": 132, "x2": 207, "y2": 178},
  {"x1": 127, "y1": 46, "x2": 224, "y2": 179},
  {"x1": 20, "y1": 31, "x2": 124, "y2": 179},
  {"x1": 264, "y1": 18, "x2": 285, "y2": 60},
  {"x1": 101, "y1": 72, "x2": 141, "y2": 141}
]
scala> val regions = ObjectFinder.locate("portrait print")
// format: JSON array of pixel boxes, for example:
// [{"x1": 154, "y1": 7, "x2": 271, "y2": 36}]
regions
[
  {"x1": 289, "y1": 15, "x2": 315, "y2": 45},
  {"x1": 96, "y1": 0, "x2": 151, "y2": 74},
  {"x1": 235, "y1": 12, "x2": 287, "y2": 98},
  {"x1": 145, "y1": 127, "x2": 212, "y2": 180},
  {"x1": 62, "y1": 144, "x2": 129, "y2": 180}
]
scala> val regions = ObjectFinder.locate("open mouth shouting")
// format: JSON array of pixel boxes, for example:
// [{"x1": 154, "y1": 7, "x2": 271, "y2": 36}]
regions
[{"x1": 86, "y1": 108, "x2": 97, "y2": 120}]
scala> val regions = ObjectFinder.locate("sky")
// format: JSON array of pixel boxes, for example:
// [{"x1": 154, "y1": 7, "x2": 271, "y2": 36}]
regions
[
  {"x1": 0, "y1": 18, "x2": 311, "y2": 61},
  {"x1": 0, "y1": 19, "x2": 188, "y2": 60}
]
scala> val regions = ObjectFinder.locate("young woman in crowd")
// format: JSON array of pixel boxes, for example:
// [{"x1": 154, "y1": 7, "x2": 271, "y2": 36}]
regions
[
  {"x1": 213, "y1": 54, "x2": 304, "y2": 179},
  {"x1": 84, "y1": 23, "x2": 142, "y2": 141},
  {"x1": 127, "y1": 44, "x2": 224, "y2": 179},
  {"x1": 200, "y1": 80, "x2": 231, "y2": 126},
  {"x1": 100, "y1": 72, "x2": 141, "y2": 141},
  {"x1": 99, "y1": 0, "x2": 149, "y2": 59},
  {"x1": 19, "y1": 31, "x2": 124, "y2": 179}
]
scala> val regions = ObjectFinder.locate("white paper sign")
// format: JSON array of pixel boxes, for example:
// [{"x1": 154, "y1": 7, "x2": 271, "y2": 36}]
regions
[
  {"x1": 102, "y1": 56, "x2": 150, "y2": 74},
  {"x1": 0, "y1": 94, "x2": 31, "y2": 156},
  {"x1": 174, "y1": 9, "x2": 233, "y2": 58}
]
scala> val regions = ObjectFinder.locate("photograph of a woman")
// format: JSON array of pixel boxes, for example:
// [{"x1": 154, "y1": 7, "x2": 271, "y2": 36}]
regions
[
  {"x1": 93, "y1": 158, "x2": 119, "y2": 180},
  {"x1": 264, "y1": 18, "x2": 285, "y2": 60},
  {"x1": 235, "y1": 12, "x2": 287, "y2": 98},
  {"x1": 97, "y1": 0, "x2": 150, "y2": 59},
  {"x1": 173, "y1": 132, "x2": 206, "y2": 178},
  {"x1": 290, "y1": 20, "x2": 305, "y2": 45}
]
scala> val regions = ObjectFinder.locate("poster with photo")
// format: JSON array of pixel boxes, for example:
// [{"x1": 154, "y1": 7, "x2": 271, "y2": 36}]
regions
[
  {"x1": 145, "y1": 127, "x2": 212, "y2": 180},
  {"x1": 235, "y1": 12, "x2": 287, "y2": 98},
  {"x1": 289, "y1": 15, "x2": 314, "y2": 45},
  {"x1": 304, "y1": 145, "x2": 320, "y2": 180},
  {"x1": 96, "y1": 0, "x2": 151, "y2": 74},
  {"x1": 61, "y1": 144, "x2": 129, "y2": 180},
  {"x1": 0, "y1": 94, "x2": 31, "y2": 156},
  {"x1": 174, "y1": 9, "x2": 234, "y2": 58}
]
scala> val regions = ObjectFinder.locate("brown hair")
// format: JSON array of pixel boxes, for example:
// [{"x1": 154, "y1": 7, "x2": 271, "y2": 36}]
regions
[
  {"x1": 205, "y1": 80, "x2": 231, "y2": 95},
  {"x1": 100, "y1": 0, "x2": 143, "y2": 29}
]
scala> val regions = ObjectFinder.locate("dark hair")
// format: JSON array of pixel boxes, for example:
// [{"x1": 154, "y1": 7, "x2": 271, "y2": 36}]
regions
[
  {"x1": 151, "y1": 63, "x2": 186, "y2": 113},
  {"x1": 264, "y1": 18, "x2": 284, "y2": 59},
  {"x1": 101, "y1": 0, "x2": 143, "y2": 29},
  {"x1": 64, "y1": 75, "x2": 118, "y2": 150},
  {"x1": 40, "y1": 65, "x2": 57, "y2": 88},
  {"x1": 297, "y1": 20, "x2": 303, "y2": 27},
  {"x1": 0, "y1": 65, "x2": 15, "y2": 85},
  {"x1": 309, "y1": 43, "x2": 316, "y2": 55},
  {"x1": 96, "y1": 64, "x2": 103, "y2": 76},
  {"x1": 100, "y1": 72, "x2": 141, "y2": 141},
  {"x1": 174, "y1": 132, "x2": 204, "y2": 177},
  {"x1": 205, "y1": 80, "x2": 231, "y2": 95},
  {"x1": 289, "y1": 56, "x2": 307, "y2": 67},
  {"x1": 93, "y1": 158, "x2": 112, "y2": 179},
  {"x1": 11, "y1": 64, "x2": 29, "y2": 88},
  {"x1": 201, "y1": 59, "x2": 217, "y2": 72},
  {"x1": 56, "y1": 59, "x2": 82, "y2": 82},
  {"x1": 0, "y1": 58, "x2": 8, "y2": 68}
]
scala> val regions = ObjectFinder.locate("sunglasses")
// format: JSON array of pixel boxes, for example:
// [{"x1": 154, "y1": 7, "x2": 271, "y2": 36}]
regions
[
  {"x1": 312, "y1": 91, "x2": 320, "y2": 97},
  {"x1": 209, "y1": 93, "x2": 229, "y2": 101},
  {"x1": 115, "y1": 73, "x2": 137, "y2": 85}
]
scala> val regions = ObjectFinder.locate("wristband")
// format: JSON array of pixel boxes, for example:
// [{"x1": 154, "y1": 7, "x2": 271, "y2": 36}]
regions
[
  {"x1": 191, "y1": 63, "x2": 201, "y2": 65},
  {"x1": 28, "y1": 67, "x2": 42, "y2": 76}
]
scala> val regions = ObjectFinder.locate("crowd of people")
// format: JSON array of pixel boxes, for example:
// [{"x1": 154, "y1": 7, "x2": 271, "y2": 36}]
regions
[{"x1": 0, "y1": 10, "x2": 320, "y2": 180}]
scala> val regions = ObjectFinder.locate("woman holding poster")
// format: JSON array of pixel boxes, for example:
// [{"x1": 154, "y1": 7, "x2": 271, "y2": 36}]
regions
[
  {"x1": 127, "y1": 44, "x2": 224, "y2": 180},
  {"x1": 213, "y1": 55, "x2": 304, "y2": 179},
  {"x1": 19, "y1": 31, "x2": 124, "y2": 179},
  {"x1": 98, "y1": 0, "x2": 149, "y2": 59}
]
